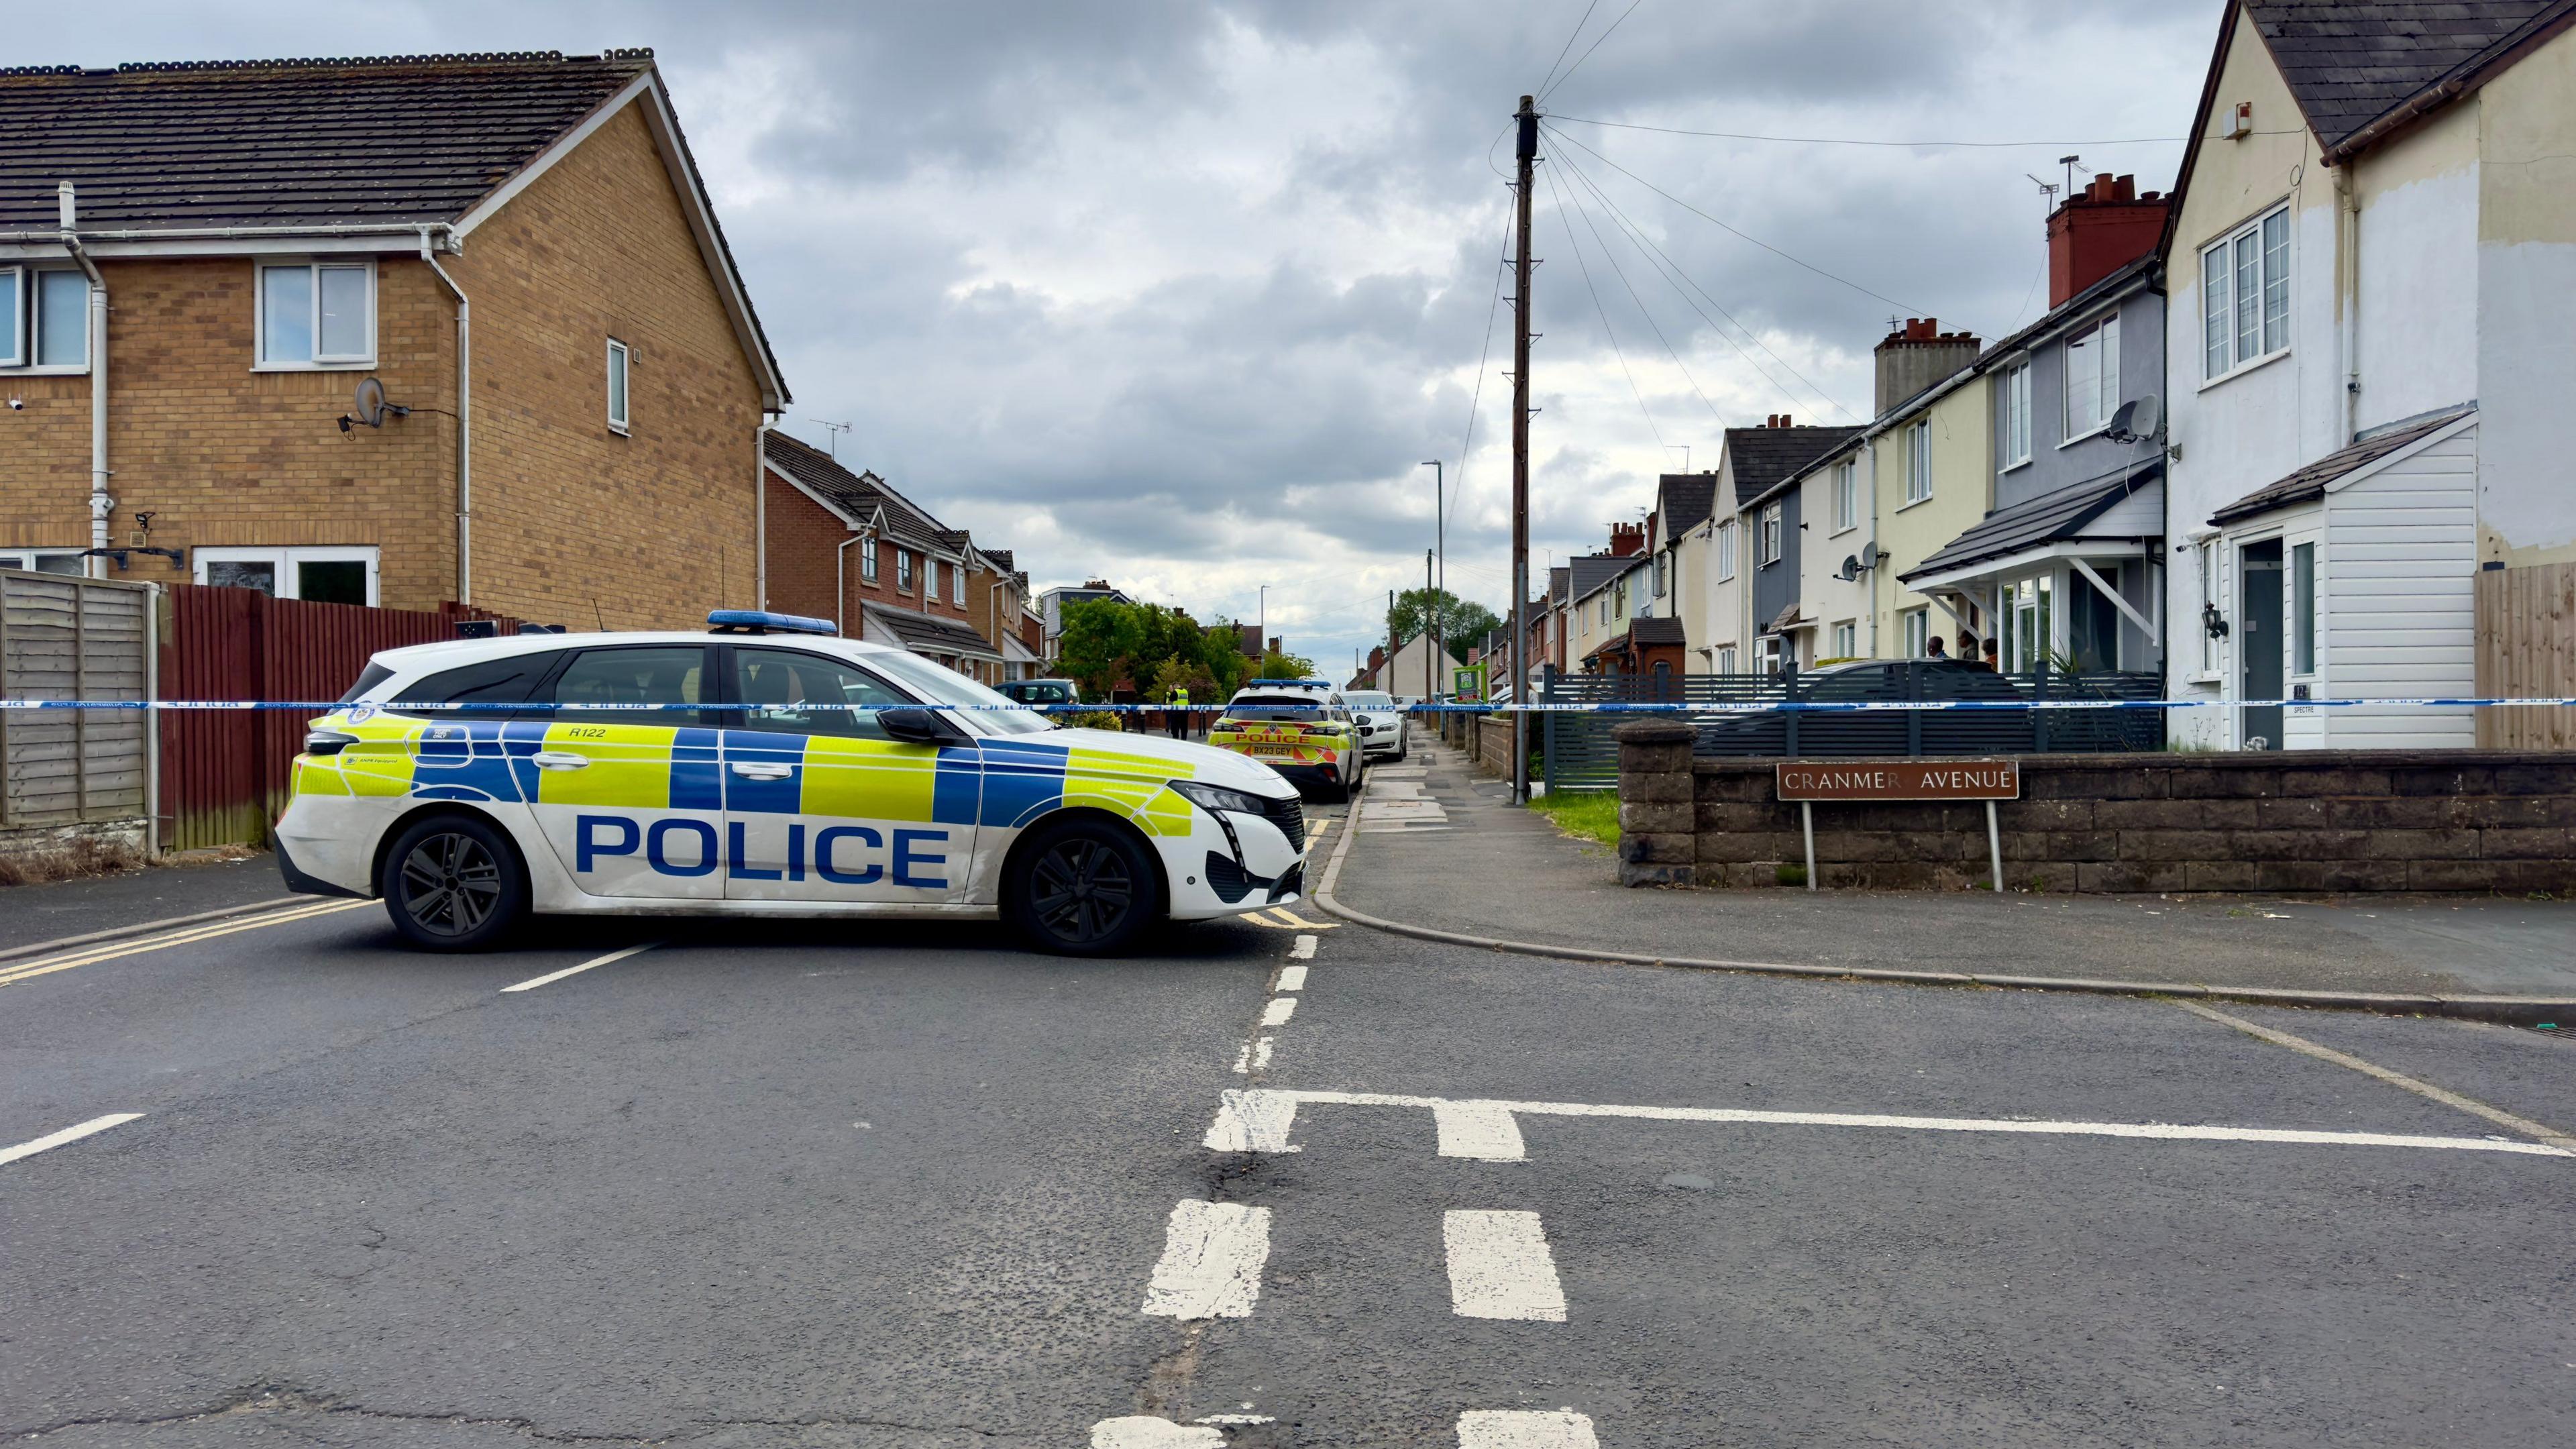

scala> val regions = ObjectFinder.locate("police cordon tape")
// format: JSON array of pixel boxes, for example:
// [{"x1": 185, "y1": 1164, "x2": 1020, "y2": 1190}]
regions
[{"x1": 4, "y1": 697, "x2": 2575, "y2": 715}]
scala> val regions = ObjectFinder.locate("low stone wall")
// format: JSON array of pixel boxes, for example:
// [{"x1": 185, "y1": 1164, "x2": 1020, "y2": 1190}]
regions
[
  {"x1": 1613, "y1": 720, "x2": 2576, "y2": 894},
  {"x1": 1477, "y1": 713, "x2": 1517, "y2": 779}
]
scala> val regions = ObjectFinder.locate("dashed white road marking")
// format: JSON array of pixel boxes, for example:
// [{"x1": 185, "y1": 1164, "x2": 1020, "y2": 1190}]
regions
[
  {"x1": 1, "y1": 1113, "x2": 143, "y2": 1167},
  {"x1": 1231, "y1": 1037, "x2": 1274, "y2": 1075},
  {"x1": 1259, "y1": 996, "x2": 1297, "y2": 1027},
  {"x1": 1434, "y1": 1101, "x2": 1528, "y2": 1161},
  {"x1": 1141, "y1": 1199, "x2": 1271, "y2": 1319},
  {"x1": 1288, "y1": 934, "x2": 1318, "y2": 961},
  {"x1": 1200, "y1": 1087, "x2": 2576, "y2": 1160},
  {"x1": 1444, "y1": 1210, "x2": 1568, "y2": 1322},
  {"x1": 1193, "y1": 1413, "x2": 1276, "y2": 1426},
  {"x1": 1457, "y1": 1409, "x2": 1600, "y2": 1448},
  {"x1": 1090, "y1": 1417, "x2": 1223, "y2": 1447},
  {"x1": 1277, "y1": 963, "x2": 1309, "y2": 990},
  {"x1": 501, "y1": 942, "x2": 657, "y2": 994}
]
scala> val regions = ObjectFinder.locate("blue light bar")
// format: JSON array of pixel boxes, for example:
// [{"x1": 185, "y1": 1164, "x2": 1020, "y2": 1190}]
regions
[
  {"x1": 1247, "y1": 678, "x2": 1324, "y2": 686},
  {"x1": 707, "y1": 609, "x2": 837, "y2": 636}
]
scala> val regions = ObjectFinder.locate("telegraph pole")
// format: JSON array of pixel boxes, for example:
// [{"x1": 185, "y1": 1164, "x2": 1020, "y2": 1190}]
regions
[
  {"x1": 1509, "y1": 94, "x2": 1536, "y2": 804},
  {"x1": 1388, "y1": 589, "x2": 1398, "y2": 696}
]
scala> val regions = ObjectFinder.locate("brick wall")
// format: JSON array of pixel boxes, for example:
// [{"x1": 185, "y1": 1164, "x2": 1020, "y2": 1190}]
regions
[
  {"x1": 762, "y1": 471, "x2": 848, "y2": 627},
  {"x1": 1614, "y1": 723, "x2": 2576, "y2": 894},
  {"x1": 447, "y1": 103, "x2": 762, "y2": 629}
]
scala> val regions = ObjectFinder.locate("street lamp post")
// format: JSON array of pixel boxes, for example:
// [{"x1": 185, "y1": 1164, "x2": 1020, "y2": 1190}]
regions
[{"x1": 1420, "y1": 460, "x2": 1443, "y2": 698}]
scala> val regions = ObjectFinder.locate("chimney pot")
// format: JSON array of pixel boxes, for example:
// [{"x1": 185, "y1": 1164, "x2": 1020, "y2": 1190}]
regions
[{"x1": 57, "y1": 180, "x2": 74, "y2": 230}]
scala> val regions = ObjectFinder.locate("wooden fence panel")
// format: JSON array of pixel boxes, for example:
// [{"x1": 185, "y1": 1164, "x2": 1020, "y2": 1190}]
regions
[
  {"x1": 2476, "y1": 561, "x2": 2576, "y2": 749},
  {"x1": 158, "y1": 588, "x2": 526, "y2": 851},
  {"x1": 0, "y1": 571, "x2": 153, "y2": 832}
]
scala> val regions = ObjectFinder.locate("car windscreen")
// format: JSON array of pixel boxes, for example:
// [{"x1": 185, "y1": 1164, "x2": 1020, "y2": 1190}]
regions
[
  {"x1": 867, "y1": 649, "x2": 1055, "y2": 735},
  {"x1": 1225, "y1": 696, "x2": 1334, "y2": 722},
  {"x1": 1343, "y1": 694, "x2": 1395, "y2": 710}
]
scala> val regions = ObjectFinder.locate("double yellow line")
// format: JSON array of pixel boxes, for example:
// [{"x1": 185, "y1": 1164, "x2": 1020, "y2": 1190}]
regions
[{"x1": 0, "y1": 899, "x2": 374, "y2": 989}]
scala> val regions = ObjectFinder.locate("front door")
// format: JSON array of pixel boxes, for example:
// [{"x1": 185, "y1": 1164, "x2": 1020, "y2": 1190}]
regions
[
  {"x1": 525, "y1": 644, "x2": 727, "y2": 899},
  {"x1": 719, "y1": 645, "x2": 980, "y2": 905},
  {"x1": 2239, "y1": 539, "x2": 2284, "y2": 749}
]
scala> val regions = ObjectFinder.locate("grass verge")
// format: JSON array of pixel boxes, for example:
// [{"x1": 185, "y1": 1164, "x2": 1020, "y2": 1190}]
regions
[{"x1": 1529, "y1": 790, "x2": 1620, "y2": 848}]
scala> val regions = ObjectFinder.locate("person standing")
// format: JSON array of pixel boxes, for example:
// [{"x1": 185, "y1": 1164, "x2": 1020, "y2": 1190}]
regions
[
  {"x1": 1167, "y1": 686, "x2": 1190, "y2": 739},
  {"x1": 1925, "y1": 635, "x2": 1948, "y2": 659}
]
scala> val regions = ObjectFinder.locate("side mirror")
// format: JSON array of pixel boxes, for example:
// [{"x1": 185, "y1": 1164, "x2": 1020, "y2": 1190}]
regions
[{"x1": 879, "y1": 707, "x2": 968, "y2": 746}]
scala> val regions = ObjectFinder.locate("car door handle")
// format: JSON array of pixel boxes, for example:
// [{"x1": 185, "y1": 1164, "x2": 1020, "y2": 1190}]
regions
[
  {"x1": 729, "y1": 761, "x2": 795, "y2": 780},
  {"x1": 530, "y1": 751, "x2": 590, "y2": 771}
]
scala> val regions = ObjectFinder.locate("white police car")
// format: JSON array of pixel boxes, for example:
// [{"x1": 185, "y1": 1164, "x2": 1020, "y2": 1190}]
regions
[{"x1": 275, "y1": 612, "x2": 1309, "y2": 956}]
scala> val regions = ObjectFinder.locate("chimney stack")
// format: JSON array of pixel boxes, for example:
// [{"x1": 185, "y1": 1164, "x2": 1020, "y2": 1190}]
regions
[
  {"x1": 2046, "y1": 172, "x2": 2169, "y2": 308},
  {"x1": 1874, "y1": 319, "x2": 1981, "y2": 414},
  {"x1": 1607, "y1": 521, "x2": 1646, "y2": 557}
]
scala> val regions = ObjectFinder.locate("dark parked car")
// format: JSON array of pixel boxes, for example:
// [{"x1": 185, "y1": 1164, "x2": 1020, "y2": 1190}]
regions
[
  {"x1": 1692, "y1": 659, "x2": 2153, "y2": 757},
  {"x1": 997, "y1": 678, "x2": 1081, "y2": 708}
]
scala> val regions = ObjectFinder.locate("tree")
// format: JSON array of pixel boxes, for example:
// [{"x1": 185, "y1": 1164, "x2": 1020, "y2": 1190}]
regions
[
  {"x1": 1256, "y1": 645, "x2": 1316, "y2": 681},
  {"x1": 1387, "y1": 587, "x2": 1503, "y2": 663},
  {"x1": 1055, "y1": 597, "x2": 1148, "y2": 699}
]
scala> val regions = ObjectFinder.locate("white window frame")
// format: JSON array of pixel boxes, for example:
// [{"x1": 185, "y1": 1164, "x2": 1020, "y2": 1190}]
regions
[
  {"x1": 1832, "y1": 460, "x2": 1857, "y2": 534},
  {"x1": 1, "y1": 265, "x2": 95, "y2": 374},
  {"x1": 2202, "y1": 203, "x2": 2292, "y2": 385},
  {"x1": 2291, "y1": 539, "x2": 2318, "y2": 679},
  {"x1": 859, "y1": 533, "x2": 879, "y2": 583},
  {"x1": 191, "y1": 545, "x2": 380, "y2": 604},
  {"x1": 252, "y1": 260, "x2": 376, "y2": 370},
  {"x1": 606, "y1": 337, "x2": 632, "y2": 435},
  {"x1": 1713, "y1": 643, "x2": 1738, "y2": 674},
  {"x1": 0, "y1": 547, "x2": 87, "y2": 575},
  {"x1": 1831, "y1": 621, "x2": 1857, "y2": 658},
  {"x1": 950, "y1": 558, "x2": 965, "y2": 606},
  {"x1": 1902, "y1": 421, "x2": 1932, "y2": 505},
  {"x1": 1715, "y1": 520, "x2": 1737, "y2": 581},
  {"x1": 1758, "y1": 635, "x2": 1784, "y2": 676},
  {"x1": 1758, "y1": 502, "x2": 1783, "y2": 566},
  {"x1": 2003, "y1": 363, "x2": 2033, "y2": 468},
  {"x1": 897, "y1": 550, "x2": 914, "y2": 593},
  {"x1": 1901, "y1": 608, "x2": 1929, "y2": 658},
  {"x1": 2061, "y1": 311, "x2": 2121, "y2": 443}
]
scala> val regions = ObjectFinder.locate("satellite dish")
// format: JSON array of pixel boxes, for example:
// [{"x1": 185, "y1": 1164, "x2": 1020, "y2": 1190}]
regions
[
  {"x1": 350, "y1": 377, "x2": 410, "y2": 429},
  {"x1": 2107, "y1": 392, "x2": 2161, "y2": 443},
  {"x1": 1837, "y1": 553, "x2": 1866, "y2": 582}
]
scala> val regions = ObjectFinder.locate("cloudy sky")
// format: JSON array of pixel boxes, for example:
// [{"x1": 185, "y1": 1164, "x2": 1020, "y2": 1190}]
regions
[{"x1": 35, "y1": 1, "x2": 2224, "y2": 674}]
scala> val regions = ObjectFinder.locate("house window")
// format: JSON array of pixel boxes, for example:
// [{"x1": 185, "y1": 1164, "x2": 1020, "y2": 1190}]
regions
[
  {"x1": 193, "y1": 546, "x2": 378, "y2": 605},
  {"x1": 2003, "y1": 363, "x2": 2033, "y2": 466},
  {"x1": 1831, "y1": 621, "x2": 1857, "y2": 659},
  {"x1": 1833, "y1": 460, "x2": 1857, "y2": 533},
  {"x1": 1759, "y1": 502, "x2": 1783, "y2": 565},
  {"x1": 1715, "y1": 521, "x2": 1736, "y2": 580},
  {"x1": 2203, "y1": 205, "x2": 2290, "y2": 381},
  {"x1": 1597, "y1": 594, "x2": 1609, "y2": 626},
  {"x1": 951, "y1": 560, "x2": 966, "y2": 606},
  {"x1": 1758, "y1": 635, "x2": 1783, "y2": 676},
  {"x1": 0, "y1": 549, "x2": 85, "y2": 575},
  {"x1": 859, "y1": 535, "x2": 879, "y2": 583},
  {"x1": 606, "y1": 339, "x2": 631, "y2": 434},
  {"x1": 2063, "y1": 313, "x2": 2121, "y2": 439},
  {"x1": 2003, "y1": 574, "x2": 2054, "y2": 671},
  {"x1": 1, "y1": 267, "x2": 93, "y2": 370},
  {"x1": 1904, "y1": 421, "x2": 1932, "y2": 504},
  {"x1": 256, "y1": 262, "x2": 374, "y2": 367},
  {"x1": 2292, "y1": 541, "x2": 2316, "y2": 676},
  {"x1": 1713, "y1": 644, "x2": 1737, "y2": 674},
  {"x1": 897, "y1": 551, "x2": 914, "y2": 592},
  {"x1": 1901, "y1": 608, "x2": 1929, "y2": 658}
]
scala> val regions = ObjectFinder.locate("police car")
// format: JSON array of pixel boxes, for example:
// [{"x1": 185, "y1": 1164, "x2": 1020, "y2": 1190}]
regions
[
  {"x1": 1208, "y1": 680, "x2": 1364, "y2": 802},
  {"x1": 274, "y1": 612, "x2": 1308, "y2": 957}
]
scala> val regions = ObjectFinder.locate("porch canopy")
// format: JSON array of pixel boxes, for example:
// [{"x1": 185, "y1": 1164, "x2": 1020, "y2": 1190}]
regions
[
  {"x1": 861, "y1": 600, "x2": 1004, "y2": 671},
  {"x1": 1901, "y1": 465, "x2": 2165, "y2": 657}
]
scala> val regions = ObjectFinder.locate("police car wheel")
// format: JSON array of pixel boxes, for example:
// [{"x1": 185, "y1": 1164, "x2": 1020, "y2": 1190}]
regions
[
  {"x1": 1005, "y1": 818, "x2": 1163, "y2": 957},
  {"x1": 379, "y1": 814, "x2": 527, "y2": 952}
]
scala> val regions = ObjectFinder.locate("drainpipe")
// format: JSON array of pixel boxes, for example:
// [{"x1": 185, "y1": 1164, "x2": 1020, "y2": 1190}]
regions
[
  {"x1": 58, "y1": 184, "x2": 109, "y2": 579},
  {"x1": 419, "y1": 228, "x2": 472, "y2": 605},
  {"x1": 2334, "y1": 162, "x2": 2361, "y2": 442},
  {"x1": 836, "y1": 533, "x2": 867, "y2": 637},
  {"x1": 755, "y1": 413, "x2": 777, "y2": 610}
]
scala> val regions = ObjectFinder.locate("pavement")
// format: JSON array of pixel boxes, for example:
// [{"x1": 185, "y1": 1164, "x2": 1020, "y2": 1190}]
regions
[
  {"x1": 1332, "y1": 735, "x2": 2576, "y2": 1006},
  {"x1": 0, "y1": 851, "x2": 293, "y2": 954},
  {"x1": 1, "y1": 748, "x2": 2572, "y2": 1447}
]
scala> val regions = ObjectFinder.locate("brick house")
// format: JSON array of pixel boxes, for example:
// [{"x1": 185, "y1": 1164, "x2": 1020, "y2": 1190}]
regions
[
  {"x1": 0, "y1": 51, "x2": 788, "y2": 625},
  {"x1": 761, "y1": 431, "x2": 1037, "y2": 681}
]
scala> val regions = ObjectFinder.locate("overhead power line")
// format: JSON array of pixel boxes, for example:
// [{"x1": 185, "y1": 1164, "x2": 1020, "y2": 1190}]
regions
[
  {"x1": 1542, "y1": 158, "x2": 1668, "y2": 453},
  {"x1": 1449, "y1": 203, "x2": 1516, "y2": 537},
  {"x1": 1550, "y1": 143, "x2": 1862, "y2": 423},
  {"x1": 1537, "y1": 0, "x2": 1648, "y2": 105},
  {"x1": 1531, "y1": 0, "x2": 1601, "y2": 99},
  {"x1": 1548, "y1": 156, "x2": 1727, "y2": 429},
  {"x1": 1546, "y1": 115, "x2": 2211, "y2": 148},
  {"x1": 1543, "y1": 121, "x2": 1928, "y2": 317}
]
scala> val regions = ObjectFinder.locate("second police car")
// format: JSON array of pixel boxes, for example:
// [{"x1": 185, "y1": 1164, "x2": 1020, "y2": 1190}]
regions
[
  {"x1": 274, "y1": 612, "x2": 1308, "y2": 956},
  {"x1": 1207, "y1": 680, "x2": 1364, "y2": 802}
]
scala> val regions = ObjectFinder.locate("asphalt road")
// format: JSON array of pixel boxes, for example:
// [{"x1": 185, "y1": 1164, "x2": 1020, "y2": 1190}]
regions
[{"x1": 4, "y1": 770, "x2": 2571, "y2": 1447}]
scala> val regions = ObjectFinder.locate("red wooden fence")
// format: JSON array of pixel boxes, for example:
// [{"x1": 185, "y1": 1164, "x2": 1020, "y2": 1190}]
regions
[{"x1": 158, "y1": 587, "x2": 523, "y2": 851}]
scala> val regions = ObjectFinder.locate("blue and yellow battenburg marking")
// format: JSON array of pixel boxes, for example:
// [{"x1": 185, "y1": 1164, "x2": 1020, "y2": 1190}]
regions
[
  {"x1": 290, "y1": 713, "x2": 1202, "y2": 837},
  {"x1": 1209, "y1": 717, "x2": 1353, "y2": 767}
]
